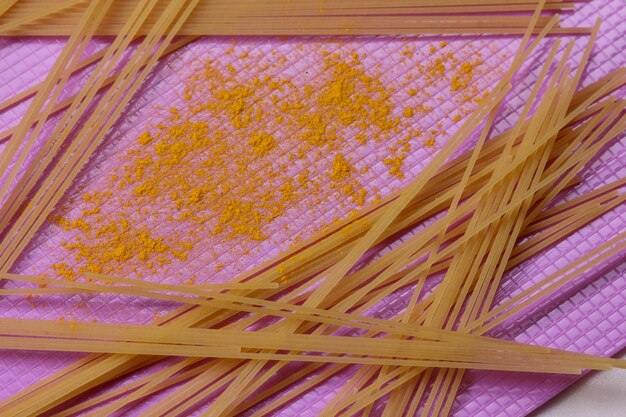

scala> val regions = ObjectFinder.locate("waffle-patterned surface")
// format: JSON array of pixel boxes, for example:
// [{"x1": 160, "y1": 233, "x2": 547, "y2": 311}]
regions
[{"x1": 0, "y1": 1, "x2": 624, "y2": 416}]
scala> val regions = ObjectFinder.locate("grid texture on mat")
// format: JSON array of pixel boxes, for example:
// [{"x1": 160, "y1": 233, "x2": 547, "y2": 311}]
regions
[{"x1": 0, "y1": 1, "x2": 623, "y2": 416}]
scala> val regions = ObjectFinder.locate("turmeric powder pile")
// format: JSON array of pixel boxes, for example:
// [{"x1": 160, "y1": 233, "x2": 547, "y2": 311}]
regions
[{"x1": 46, "y1": 39, "x2": 505, "y2": 282}]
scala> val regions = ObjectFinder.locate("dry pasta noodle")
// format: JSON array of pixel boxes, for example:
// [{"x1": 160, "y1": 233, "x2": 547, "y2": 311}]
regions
[
  {"x1": 0, "y1": 0, "x2": 581, "y2": 36},
  {"x1": 0, "y1": 36, "x2": 198, "y2": 142},
  {"x1": 378, "y1": 41, "x2": 568, "y2": 414},
  {"x1": 0, "y1": 1, "x2": 622, "y2": 415},
  {"x1": 0, "y1": 0, "x2": 166, "y2": 260},
  {"x1": 0, "y1": 0, "x2": 200, "y2": 275},
  {"x1": 0, "y1": 0, "x2": 113, "y2": 211},
  {"x1": 4, "y1": 174, "x2": 612, "y2": 414},
  {"x1": 4, "y1": 83, "x2": 616, "y2": 412}
]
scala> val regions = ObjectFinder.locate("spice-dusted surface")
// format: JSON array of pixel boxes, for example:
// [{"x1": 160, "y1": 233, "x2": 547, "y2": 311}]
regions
[
  {"x1": 45, "y1": 40, "x2": 498, "y2": 282},
  {"x1": 0, "y1": 1, "x2": 624, "y2": 416}
]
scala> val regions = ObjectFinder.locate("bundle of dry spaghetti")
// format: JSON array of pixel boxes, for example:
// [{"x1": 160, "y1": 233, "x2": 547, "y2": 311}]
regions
[
  {"x1": 0, "y1": 0, "x2": 587, "y2": 35},
  {"x1": 0, "y1": 0, "x2": 623, "y2": 417}
]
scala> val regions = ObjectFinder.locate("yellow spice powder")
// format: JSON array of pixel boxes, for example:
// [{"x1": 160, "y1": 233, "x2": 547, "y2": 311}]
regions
[{"x1": 49, "y1": 41, "x2": 493, "y2": 281}]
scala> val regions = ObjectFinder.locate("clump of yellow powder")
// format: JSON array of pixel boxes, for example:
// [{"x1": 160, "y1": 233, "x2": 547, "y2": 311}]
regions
[
  {"x1": 330, "y1": 154, "x2": 353, "y2": 182},
  {"x1": 248, "y1": 132, "x2": 276, "y2": 156}
]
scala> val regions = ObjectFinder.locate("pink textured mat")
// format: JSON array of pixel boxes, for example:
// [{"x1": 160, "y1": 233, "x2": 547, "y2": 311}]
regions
[{"x1": 0, "y1": 1, "x2": 624, "y2": 416}]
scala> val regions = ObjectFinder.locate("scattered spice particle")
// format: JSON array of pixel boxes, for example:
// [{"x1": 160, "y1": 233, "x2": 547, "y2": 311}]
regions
[
  {"x1": 401, "y1": 46, "x2": 414, "y2": 59},
  {"x1": 451, "y1": 75, "x2": 467, "y2": 91},
  {"x1": 137, "y1": 132, "x2": 153, "y2": 145},
  {"x1": 330, "y1": 154, "x2": 353, "y2": 182},
  {"x1": 51, "y1": 263, "x2": 76, "y2": 281},
  {"x1": 383, "y1": 155, "x2": 406, "y2": 180},
  {"x1": 248, "y1": 132, "x2": 276, "y2": 156}
]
